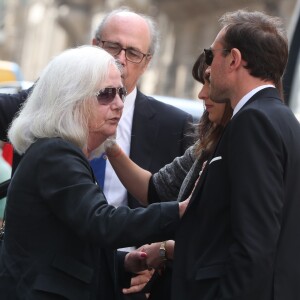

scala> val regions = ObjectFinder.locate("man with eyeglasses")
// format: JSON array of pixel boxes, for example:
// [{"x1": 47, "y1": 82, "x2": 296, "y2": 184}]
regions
[
  {"x1": 89, "y1": 8, "x2": 194, "y2": 300},
  {"x1": 90, "y1": 8, "x2": 193, "y2": 210}
]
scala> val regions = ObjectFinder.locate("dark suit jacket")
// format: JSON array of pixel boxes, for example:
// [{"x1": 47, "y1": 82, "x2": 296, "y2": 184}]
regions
[
  {"x1": 0, "y1": 138, "x2": 180, "y2": 300},
  {"x1": 0, "y1": 89, "x2": 32, "y2": 171},
  {"x1": 173, "y1": 88, "x2": 300, "y2": 300},
  {"x1": 128, "y1": 90, "x2": 194, "y2": 208}
]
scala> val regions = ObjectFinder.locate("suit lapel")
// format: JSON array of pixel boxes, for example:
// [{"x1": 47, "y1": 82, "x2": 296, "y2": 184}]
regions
[
  {"x1": 130, "y1": 90, "x2": 159, "y2": 170},
  {"x1": 186, "y1": 122, "x2": 230, "y2": 209},
  {"x1": 177, "y1": 156, "x2": 204, "y2": 203},
  {"x1": 186, "y1": 159, "x2": 210, "y2": 208}
]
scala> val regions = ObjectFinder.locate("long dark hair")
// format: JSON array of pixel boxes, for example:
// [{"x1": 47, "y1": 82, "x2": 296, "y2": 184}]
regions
[{"x1": 192, "y1": 52, "x2": 232, "y2": 158}]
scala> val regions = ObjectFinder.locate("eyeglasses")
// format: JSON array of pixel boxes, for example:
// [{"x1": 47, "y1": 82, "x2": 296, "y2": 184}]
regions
[
  {"x1": 95, "y1": 87, "x2": 127, "y2": 105},
  {"x1": 98, "y1": 40, "x2": 150, "y2": 64},
  {"x1": 204, "y1": 48, "x2": 231, "y2": 66}
]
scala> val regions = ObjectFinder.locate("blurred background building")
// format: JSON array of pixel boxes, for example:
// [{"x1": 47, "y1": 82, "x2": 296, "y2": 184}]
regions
[{"x1": 0, "y1": 0, "x2": 297, "y2": 99}]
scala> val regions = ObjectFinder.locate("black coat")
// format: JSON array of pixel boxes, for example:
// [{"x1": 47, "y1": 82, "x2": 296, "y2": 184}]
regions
[
  {"x1": 0, "y1": 138, "x2": 180, "y2": 300},
  {"x1": 173, "y1": 88, "x2": 300, "y2": 300}
]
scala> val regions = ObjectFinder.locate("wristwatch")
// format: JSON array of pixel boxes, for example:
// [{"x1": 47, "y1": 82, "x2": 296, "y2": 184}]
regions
[{"x1": 159, "y1": 241, "x2": 167, "y2": 260}]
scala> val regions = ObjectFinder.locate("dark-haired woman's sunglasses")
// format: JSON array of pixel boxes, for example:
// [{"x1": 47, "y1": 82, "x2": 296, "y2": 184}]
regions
[{"x1": 95, "y1": 87, "x2": 127, "y2": 105}]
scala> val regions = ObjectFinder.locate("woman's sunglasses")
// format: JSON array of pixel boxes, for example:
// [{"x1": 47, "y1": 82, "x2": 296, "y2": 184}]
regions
[{"x1": 95, "y1": 87, "x2": 127, "y2": 105}]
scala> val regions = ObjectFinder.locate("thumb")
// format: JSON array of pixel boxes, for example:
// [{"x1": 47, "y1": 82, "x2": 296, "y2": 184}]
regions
[{"x1": 136, "y1": 251, "x2": 147, "y2": 260}]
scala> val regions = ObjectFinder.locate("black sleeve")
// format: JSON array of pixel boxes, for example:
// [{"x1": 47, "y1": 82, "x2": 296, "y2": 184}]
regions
[
  {"x1": 147, "y1": 175, "x2": 163, "y2": 204},
  {"x1": 0, "y1": 87, "x2": 33, "y2": 173},
  {"x1": 32, "y1": 139, "x2": 179, "y2": 249},
  {"x1": 117, "y1": 251, "x2": 132, "y2": 288},
  {"x1": 0, "y1": 88, "x2": 32, "y2": 141}
]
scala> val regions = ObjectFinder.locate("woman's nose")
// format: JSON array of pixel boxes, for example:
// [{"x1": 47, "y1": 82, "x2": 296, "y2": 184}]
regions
[{"x1": 112, "y1": 95, "x2": 124, "y2": 110}]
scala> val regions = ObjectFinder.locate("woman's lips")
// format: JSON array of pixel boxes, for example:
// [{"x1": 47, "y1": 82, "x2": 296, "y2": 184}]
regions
[{"x1": 205, "y1": 104, "x2": 214, "y2": 111}]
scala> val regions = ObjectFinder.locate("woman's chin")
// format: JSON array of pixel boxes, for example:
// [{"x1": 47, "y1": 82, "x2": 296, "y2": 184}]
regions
[{"x1": 105, "y1": 129, "x2": 117, "y2": 138}]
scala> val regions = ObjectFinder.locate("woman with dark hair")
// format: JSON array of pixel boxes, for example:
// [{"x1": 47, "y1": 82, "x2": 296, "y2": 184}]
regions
[
  {"x1": 106, "y1": 52, "x2": 232, "y2": 207},
  {"x1": 105, "y1": 52, "x2": 233, "y2": 299}
]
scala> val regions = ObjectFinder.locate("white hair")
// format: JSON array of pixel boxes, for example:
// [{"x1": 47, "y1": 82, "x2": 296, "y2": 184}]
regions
[{"x1": 8, "y1": 45, "x2": 119, "y2": 154}]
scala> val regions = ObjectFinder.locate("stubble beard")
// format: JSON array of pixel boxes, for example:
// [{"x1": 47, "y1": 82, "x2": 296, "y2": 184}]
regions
[{"x1": 209, "y1": 77, "x2": 230, "y2": 104}]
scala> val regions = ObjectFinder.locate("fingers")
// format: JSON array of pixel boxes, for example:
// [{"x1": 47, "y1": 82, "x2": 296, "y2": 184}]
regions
[
  {"x1": 122, "y1": 286, "x2": 151, "y2": 296},
  {"x1": 122, "y1": 269, "x2": 154, "y2": 294},
  {"x1": 123, "y1": 284, "x2": 144, "y2": 294},
  {"x1": 132, "y1": 269, "x2": 154, "y2": 285}
]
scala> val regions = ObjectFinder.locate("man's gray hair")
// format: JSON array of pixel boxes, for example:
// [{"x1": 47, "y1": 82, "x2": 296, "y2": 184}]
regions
[{"x1": 94, "y1": 7, "x2": 160, "y2": 56}]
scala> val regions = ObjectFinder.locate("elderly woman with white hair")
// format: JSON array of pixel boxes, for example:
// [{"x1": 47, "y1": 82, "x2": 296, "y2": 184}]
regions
[{"x1": 0, "y1": 45, "x2": 188, "y2": 300}]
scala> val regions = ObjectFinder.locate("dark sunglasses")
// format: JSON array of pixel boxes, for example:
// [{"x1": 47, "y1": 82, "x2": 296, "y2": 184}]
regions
[
  {"x1": 95, "y1": 87, "x2": 127, "y2": 105},
  {"x1": 204, "y1": 48, "x2": 231, "y2": 66}
]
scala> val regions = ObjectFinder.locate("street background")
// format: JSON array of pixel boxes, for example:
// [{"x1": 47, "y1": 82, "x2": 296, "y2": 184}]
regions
[{"x1": 0, "y1": 0, "x2": 297, "y2": 99}]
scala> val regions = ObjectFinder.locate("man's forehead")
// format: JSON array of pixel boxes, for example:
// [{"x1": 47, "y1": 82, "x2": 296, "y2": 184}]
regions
[
  {"x1": 105, "y1": 13, "x2": 148, "y2": 30},
  {"x1": 213, "y1": 28, "x2": 226, "y2": 47},
  {"x1": 102, "y1": 15, "x2": 151, "y2": 49}
]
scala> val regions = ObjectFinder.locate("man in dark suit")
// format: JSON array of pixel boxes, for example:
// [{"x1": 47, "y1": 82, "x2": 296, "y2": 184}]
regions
[
  {"x1": 90, "y1": 9, "x2": 193, "y2": 300},
  {"x1": 91, "y1": 8, "x2": 193, "y2": 210},
  {"x1": 172, "y1": 10, "x2": 300, "y2": 300}
]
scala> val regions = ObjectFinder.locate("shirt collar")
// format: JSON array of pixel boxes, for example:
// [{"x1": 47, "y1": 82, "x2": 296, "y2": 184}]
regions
[
  {"x1": 232, "y1": 85, "x2": 275, "y2": 117},
  {"x1": 123, "y1": 87, "x2": 137, "y2": 114}
]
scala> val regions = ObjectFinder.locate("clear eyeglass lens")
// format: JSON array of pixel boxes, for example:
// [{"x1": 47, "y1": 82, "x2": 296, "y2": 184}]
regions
[{"x1": 102, "y1": 41, "x2": 145, "y2": 63}]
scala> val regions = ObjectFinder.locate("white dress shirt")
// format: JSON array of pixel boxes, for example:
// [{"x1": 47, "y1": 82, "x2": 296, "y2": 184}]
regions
[
  {"x1": 233, "y1": 85, "x2": 275, "y2": 117},
  {"x1": 103, "y1": 88, "x2": 137, "y2": 252},
  {"x1": 103, "y1": 88, "x2": 136, "y2": 207}
]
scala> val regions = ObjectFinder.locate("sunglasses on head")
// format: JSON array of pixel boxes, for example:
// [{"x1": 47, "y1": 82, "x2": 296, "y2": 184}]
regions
[
  {"x1": 95, "y1": 87, "x2": 127, "y2": 105},
  {"x1": 204, "y1": 48, "x2": 231, "y2": 66}
]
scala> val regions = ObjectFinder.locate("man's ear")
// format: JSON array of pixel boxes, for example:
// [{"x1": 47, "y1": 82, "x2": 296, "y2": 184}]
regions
[{"x1": 230, "y1": 48, "x2": 242, "y2": 68}]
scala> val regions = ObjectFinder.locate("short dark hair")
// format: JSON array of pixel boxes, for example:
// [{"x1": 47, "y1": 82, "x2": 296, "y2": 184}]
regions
[{"x1": 220, "y1": 10, "x2": 288, "y2": 87}]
